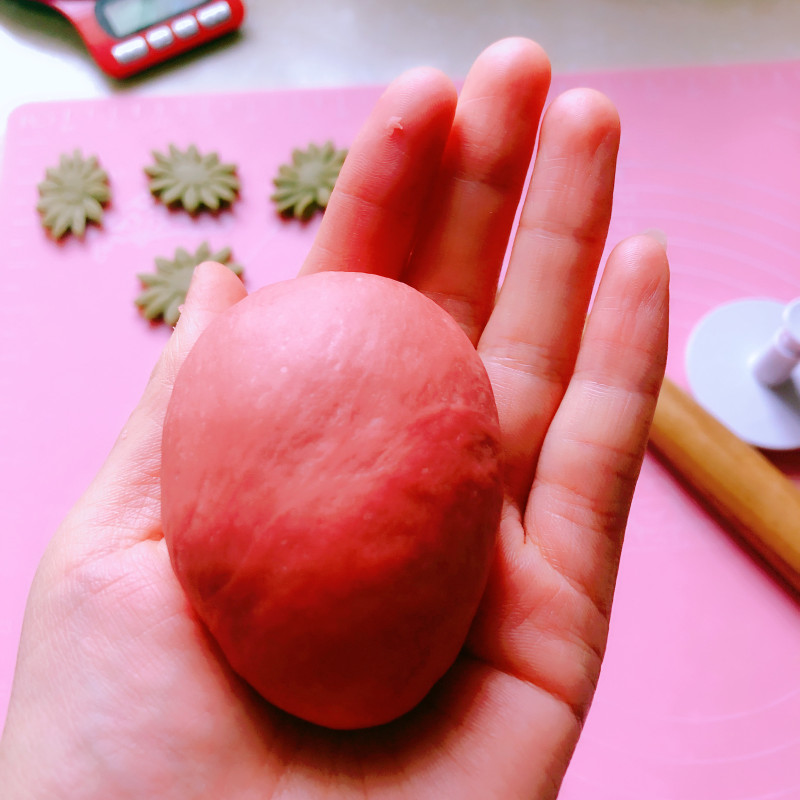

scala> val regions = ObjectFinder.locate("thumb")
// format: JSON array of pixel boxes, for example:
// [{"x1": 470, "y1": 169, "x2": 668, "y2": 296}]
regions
[
  {"x1": 153, "y1": 261, "x2": 249, "y2": 409},
  {"x1": 60, "y1": 261, "x2": 248, "y2": 554}
]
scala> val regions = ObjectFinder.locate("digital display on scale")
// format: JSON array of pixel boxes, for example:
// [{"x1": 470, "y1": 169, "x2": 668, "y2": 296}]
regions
[
  {"x1": 31, "y1": 0, "x2": 245, "y2": 79},
  {"x1": 98, "y1": 0, "x2": 204, "y2": 37}
]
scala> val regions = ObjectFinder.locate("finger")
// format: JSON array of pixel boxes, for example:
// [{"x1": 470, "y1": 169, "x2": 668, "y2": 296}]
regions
[
  {"x1": 300, "y1": 68, "x2": 457, "y2": 278},
  {"x1": 62, "y1": 262, "x2": 247, "y2": 552},
  {"x1": 467, "y1": 236, "x2": 668, "y2": 718},
  {"x1": 403, "y1": 37, "x2": 551, "y2": 343},
  {"x1": 155, "y1": 262, "x2": 249, "y2": 395},
  {"x1": 478, "y1": 89, "x2": 621, "y2": 507},
  {"x1": 527, "y1": 234, "x2": 669, "y2": 618}
]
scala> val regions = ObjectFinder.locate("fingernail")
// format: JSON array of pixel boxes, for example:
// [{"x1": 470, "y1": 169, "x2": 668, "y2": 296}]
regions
[
  {"x1": 184, "y1": 262, "x2": 211, "y2": 307},
  {"x1": 641, "y1": 228, "x2": 668, "y2": 250}
]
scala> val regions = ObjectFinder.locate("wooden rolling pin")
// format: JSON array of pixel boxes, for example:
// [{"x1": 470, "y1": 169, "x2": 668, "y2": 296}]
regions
[{"x1": 648, "y1": 377, "x2": 800, "y2": 593}]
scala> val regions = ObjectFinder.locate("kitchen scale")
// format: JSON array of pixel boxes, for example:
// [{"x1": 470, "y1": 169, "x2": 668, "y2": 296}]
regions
[{"x1": 30, "y1": 0, "x2": 246, "y2": 79}]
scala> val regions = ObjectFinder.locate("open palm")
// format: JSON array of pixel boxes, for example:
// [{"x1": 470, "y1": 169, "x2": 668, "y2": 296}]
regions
[{"x1": 0, "y1": 38, "x2": 668, "y2": 800}]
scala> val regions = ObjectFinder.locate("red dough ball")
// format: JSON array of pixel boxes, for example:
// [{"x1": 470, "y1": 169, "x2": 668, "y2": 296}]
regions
[{"x1": 161, "y1": 271, "x2": 503, "y2": 729}]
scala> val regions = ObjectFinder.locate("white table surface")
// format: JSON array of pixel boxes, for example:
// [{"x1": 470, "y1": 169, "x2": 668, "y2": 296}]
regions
[{"x1": 3, "y1": 0, "x2": 800, "y2": 145}]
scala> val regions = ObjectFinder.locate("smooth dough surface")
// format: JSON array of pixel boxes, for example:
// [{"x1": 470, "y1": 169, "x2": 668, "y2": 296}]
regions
[{"x1": 162, "y1": 271, "x2": 503, "y2": 729}]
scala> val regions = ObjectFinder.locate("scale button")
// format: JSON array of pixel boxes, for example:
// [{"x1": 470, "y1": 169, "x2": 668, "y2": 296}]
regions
[
  {"x1": 197, "y1": 1, "x2": 232, "y2": 27},
  {"x1": 111, "y1": 37, "x2": 148, "y2": 64},
  {"x1": 172, "y1": 15, "x2": 200, "y2": 38},
  {"x1": 146, "y1": 26, "x2": 174, "y2": 50}
]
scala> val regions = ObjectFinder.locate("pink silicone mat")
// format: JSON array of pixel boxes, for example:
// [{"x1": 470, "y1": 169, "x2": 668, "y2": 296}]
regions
[{"x1": 2, "y1": 63, "x2": 800, "y2": 798}]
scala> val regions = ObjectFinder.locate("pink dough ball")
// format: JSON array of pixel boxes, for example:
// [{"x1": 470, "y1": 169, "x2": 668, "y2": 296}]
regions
[{"x1": 161, "y1": 271, "x2": 503, "y2": 729}]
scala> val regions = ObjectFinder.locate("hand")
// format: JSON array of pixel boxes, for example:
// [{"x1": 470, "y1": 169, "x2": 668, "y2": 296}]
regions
[{"x1": 0, "y1": 38, "x2": 668, "y2": 799}]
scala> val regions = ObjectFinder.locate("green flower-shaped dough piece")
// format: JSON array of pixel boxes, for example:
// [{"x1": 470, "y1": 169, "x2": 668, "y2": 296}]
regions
[
  {"x1": 37, "y1": 150, "x2": 110, "y2": 239},
  {"x1": 271, "y1": 141, "x2": 348, "y2": 219},
  {"x1": 136, "y1": 242, "x2": 243, "y2": 326},
  {"x1": 145, "y1": 144, "x2": 240, "y2": 213}
]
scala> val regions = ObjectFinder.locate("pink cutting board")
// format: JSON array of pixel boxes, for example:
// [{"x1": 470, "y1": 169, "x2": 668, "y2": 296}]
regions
[{"x1": 2, "y1": 63, "x2": 800, "y2": 798}]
